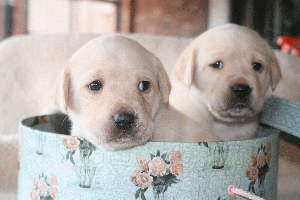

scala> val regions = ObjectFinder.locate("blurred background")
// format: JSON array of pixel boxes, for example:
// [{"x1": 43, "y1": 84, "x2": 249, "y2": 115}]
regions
[{"x1": 0, "y1": 0, "x2": 299, "y2": 48}]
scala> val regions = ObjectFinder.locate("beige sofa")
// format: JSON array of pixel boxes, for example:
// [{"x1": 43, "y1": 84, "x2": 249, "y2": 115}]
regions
[{"x1": 0, "y1": 33, "x2": 300, "y2": 199}]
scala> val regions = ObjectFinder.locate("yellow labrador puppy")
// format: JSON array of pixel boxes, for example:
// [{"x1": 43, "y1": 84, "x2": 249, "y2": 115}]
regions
[
  {"x1": 170, "y1": 24, "x2": 282, "y2": 141},
  {"x1": 51, "y1": 35, "x2": 218, "y2": 150}
]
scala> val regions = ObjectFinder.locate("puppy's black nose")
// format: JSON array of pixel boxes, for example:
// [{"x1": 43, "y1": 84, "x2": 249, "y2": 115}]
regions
[
  {"x1": 231, "y1": 84, "x2": 252, "y2": 99},
  {"x1": 113, "y1": 112, "x2": 135, "y2": 131}
]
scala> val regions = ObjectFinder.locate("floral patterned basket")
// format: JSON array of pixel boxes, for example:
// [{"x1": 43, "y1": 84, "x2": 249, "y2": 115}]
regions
[{"x1": 18, "y1": 96, "x2": 300, "y2": 200}]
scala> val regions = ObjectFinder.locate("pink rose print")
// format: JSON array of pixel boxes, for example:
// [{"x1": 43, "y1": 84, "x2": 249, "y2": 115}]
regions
[
  {"x1": 32, "y1": 176, "x2": 39, "y2": 190},
  {"x1": 169, "y1": 150, "x2": 181, "y2": 164},
  {"x1": 38, "y1": 178, "x2": 49, "y2": 197},
  {"x1": 170, "y1": 162, "x2": 183, "y2": 176},
  {"x1": 130, "y1": 170, "x2": 140, "y2": 185},
  {"x1": 266, "y1": 152, "x2": 272, "y2": 165},
  {"x1": 246, "y1": 165, "x2": 258, "y2": 181},
  {"x1": 62, "y1": 135, "x2": 97, "y2": 167},
  {"x1": 31, "y1": 173, "x2": 59, "y2": 199},
  {"x1": 250, "y1": 151, "x2": 258, "y2": 165},
  {"x1": 136, "y1": 172, "x2": 153, "y2": 189},
  {"x1": 30, "y1": 188, "x2": 40, "y2": 200},
  {"x1": 61, "y1": 136, "x2": 69, "y2": 147},
  {"x1": 246, "y1": 143, "x2": 272, "y2": 194},
  {"x1": 49, "y1": 174, "x2": 57, "y2": 186},
  {"x1": 136, "y1": 156, "x2": 150, "y2": 171},
  {"x1": 257, "y1": 150, "x2": 266, "y2": 168},
  {"x1": 61, "y1": 136, "x2": 80, "y2": 152},
  {"x1": 67, "y1": 137, "x2": 80, "y2": 152},
  {"x1": 149, "y1": 157, "x2": 168, "y2": 176},
  {"x1": 266, "y1": 143, "x2": 271, "y2": 153},
  {"x1": 131, "y1": 150, "x2": 183, "y2": 200},
  {"x1": 49, "y1": 185, "x2": 59, "y2": 199}
]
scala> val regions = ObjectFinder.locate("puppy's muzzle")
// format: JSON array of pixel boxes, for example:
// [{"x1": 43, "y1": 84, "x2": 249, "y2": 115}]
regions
[
  {"x1": 231, "y1": 83, "x2": 252, "y2": 100},
  {"x1": 113, "y1": 112, "x2": 135, "y2": 131}
]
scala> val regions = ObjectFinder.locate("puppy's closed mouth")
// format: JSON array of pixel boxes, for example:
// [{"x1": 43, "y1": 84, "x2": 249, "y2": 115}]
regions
[
  {"x1": 227, "y1": 103, "x2": 249, "y2": 112},
  {"x1": 217, "y1": 101, "x2": 255, "y2": 119},
  {"x1": 225, "y1": 95, "x2": 253, "y2": 114},
  {"x1": 109, "y1": 127, "x2": 138, "y2": 143}
]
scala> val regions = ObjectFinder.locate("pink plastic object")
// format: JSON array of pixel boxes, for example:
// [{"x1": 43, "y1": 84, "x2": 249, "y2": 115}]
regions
[{"x1": 228, "y1": 185, "x2": 265, "y2": 200}]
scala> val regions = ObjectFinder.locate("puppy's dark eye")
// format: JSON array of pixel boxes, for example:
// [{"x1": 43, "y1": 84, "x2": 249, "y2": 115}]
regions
[
  {"x1": 138, "y1": 81, "x2": 150, "y2": 91},
  {"x1": 88, "y1": 81, "x2": 102, "y2": 91},
  {"x1": 253, "y1": 62, "x2": 263, "y2": 71},
  {"x1": 211, "y1": 61, "x2": 223, "y2": 69}
]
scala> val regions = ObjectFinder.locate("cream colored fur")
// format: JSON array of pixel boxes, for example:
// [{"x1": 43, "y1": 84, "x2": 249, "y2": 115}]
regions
[
  {"x1": 152, "y1": 104, "x2": 219, "y2": 142},
  {"x1": 170, "y1": 24, "x2": 282, "y2": 141},
  {"x1": 51, "y1": 35, "x2": 219, "y2": 150}
]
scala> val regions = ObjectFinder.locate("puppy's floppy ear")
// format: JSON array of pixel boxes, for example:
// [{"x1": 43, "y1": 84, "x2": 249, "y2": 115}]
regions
[
  {"x1": 155, "y1": 59, "x2": 171, "y2": 105},
  {"x1": 51, "y1": 64, "x2": 70, "y2": 113},
  {"x1": 172, "y1": 45, "x2": 197, "y2": 88},
  {"x1": 269, "y1": 50, "x2": 282, "y2": 91}
]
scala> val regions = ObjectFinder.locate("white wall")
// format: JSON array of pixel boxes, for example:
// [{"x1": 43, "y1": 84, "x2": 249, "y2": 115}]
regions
[
  {"x1": 72, "y1": 1, "x2": 117, "y2": 34},
  {"x1": 27, "y1": 0, "x2": 117, "y2": 34},
  {"x1": 28, "y1": 0, "x2": 71, "y2": 34}
]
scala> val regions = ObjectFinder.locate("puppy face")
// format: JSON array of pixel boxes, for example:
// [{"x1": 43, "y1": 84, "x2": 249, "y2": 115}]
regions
[
  {"x1": 173, "y1": 24, "x2": 282, "y2": 122},
  {"x1": 52, "y1": 35, "x2": 170, "y2": 150}
]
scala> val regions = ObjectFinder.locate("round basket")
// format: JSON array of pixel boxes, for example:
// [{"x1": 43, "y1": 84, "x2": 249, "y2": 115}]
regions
[{"x1": 18, "y1": 112, "x2": 280, "y2": 200}]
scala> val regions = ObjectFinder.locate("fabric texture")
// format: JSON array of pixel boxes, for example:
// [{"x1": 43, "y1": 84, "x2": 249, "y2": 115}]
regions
[{"x1": 18, "y1": 115, "x2": 279, "y2": 200}]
